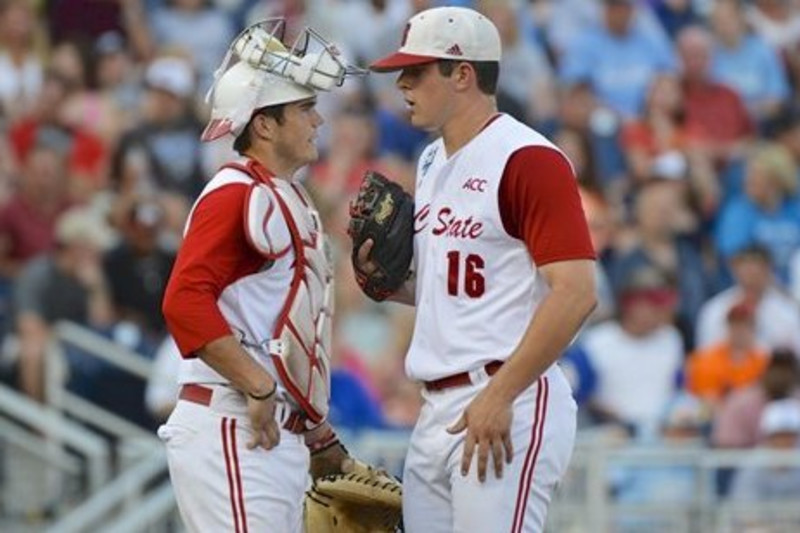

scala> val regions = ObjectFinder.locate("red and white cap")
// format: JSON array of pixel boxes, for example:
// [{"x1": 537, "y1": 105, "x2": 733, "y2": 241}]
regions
[{"x1": 370, "y1": 7, "x2": 501, "y2": 73}]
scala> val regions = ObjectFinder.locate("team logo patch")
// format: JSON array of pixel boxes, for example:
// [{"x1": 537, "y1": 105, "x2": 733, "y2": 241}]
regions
[
  {"x1": 374, "y1": 193, "x2": 395, "y2": 225},
  {"x1": 462, "y1": 177, "x2": 487, "y2": 192},
  {"x1": 421, "y1": 146, "x2": 438, "y2": 177}
]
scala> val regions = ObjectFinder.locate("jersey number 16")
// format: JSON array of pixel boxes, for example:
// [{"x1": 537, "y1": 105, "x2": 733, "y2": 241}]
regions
[{"x1": 446, "y1": 251, "x2": 485, "y2": 298}]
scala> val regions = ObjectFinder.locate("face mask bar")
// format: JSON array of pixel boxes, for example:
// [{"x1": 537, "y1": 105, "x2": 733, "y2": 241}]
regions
[{"x1": 205, "y1": 18, "x2": 367, "y2": 105}]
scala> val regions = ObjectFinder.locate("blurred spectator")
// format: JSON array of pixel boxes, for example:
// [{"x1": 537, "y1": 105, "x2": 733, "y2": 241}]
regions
[
  {"x1": 111, "y1": 56, "x2": 204, "y2": 228},
  {"x1": 559, "y1": 0, "x2": 676, "y2": 119},
  {"x1": 620, "y1": 74, "x2": 703, "y2": 183},
  {"x1": 709, "y1": 0, "x2": 790, "y2": 125},
  {"x1": 309, "y1": 107, "x2": 391, "y2": 208},
  {"x1": 10, "y1": 206, "x2": 114, "y2": 401},
  {"x1": 696, "y1": 245, "x2": 800, "y2": 353},
  {"x1": 729, "y1": 398, "x2": 800, "y2": 501},
  {"x1": 144, "y1": 333, "x2": 180, "y2": 422},
  {"x1": 652, "y1": 0, "x2": 702, "y2": 39},
  {"x1": 611, "y1": 179, "x2": 710, "y2": 347},
  {"x1": 90, "y1": 31, "x2": 142, "y2": 133},
  {"x1": 612, "y1": 392, "x2": 710, "y2": 507},
  {"x1": 713, "y1": 348, "x2": 800, "y2": 448},
  {"x1": 45, "y1": 0, "x2": 127, "y2": 46},
  {"x1": 715, "y1": 143, "x2": 800, "y2": 283},
  {"x1": 0, "y1": 0, "x2": 44, "y2": 122},
  {"x1": 330, "y1": 0, "x2": 412, "y2": 68},
  {"x1": 677, "y1": 25, "x2": 753, "y2": 166},
  {"x1": 544, "y1": 0, "x2": 672, "y2": 59},
  {"x1": 8, "y1": 70, "x2": 108, "y2": 196},
  {"x1": 329, "y1": 344, "x2": 390, "y2": 432},
  {"x1": 749, "y1": 0, "x2": 800, "y2": 95},
  {"x1": 146, "y1": 0, "x2": 235, "y2": 94},
  {"x1": 480, "y1": 0, "x2": 558, "y2": 127},
  {"x1": 580, "y1": 266, "x2": 684, "y2": 436},
  {"x1": 0, "y1": 127, "x2": 72, "y2": 279},
  {"x1": 556, "y1": 82, "x2": 627, "y2": 193},
  {"x1": 579, "y1": 188, "x2": 617, "y2": 324},
  {"x1": 686, "y1": 300, "x2": 769, "y2": 406},
  {"x1": 746, "y1": 0, "x2": 800, "y2": 56},
  {"x1": 103, "y1": 198, "x2": 175, "y2": 341}
]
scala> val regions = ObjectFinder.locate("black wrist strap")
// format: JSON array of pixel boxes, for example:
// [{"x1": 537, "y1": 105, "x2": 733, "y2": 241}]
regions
[{"x1": 248, "y1": 381, "x2": 277, "y2": 401}]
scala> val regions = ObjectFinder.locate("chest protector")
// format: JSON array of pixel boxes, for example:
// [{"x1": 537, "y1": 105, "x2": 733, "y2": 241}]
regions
[{"x1": 225, "y1": 160, "x2": 333, "y2": 424}]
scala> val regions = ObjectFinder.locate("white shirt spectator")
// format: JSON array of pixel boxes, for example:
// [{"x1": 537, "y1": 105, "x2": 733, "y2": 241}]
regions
[
  {"x1": 0, "y1": 52, "x2": 41, "y2": 118},
  {"x1": 582, "y1": 321, "x2": 684, "y2": 434},
  {"x1": 145, "y1": 335, "x2": 181, "y2": 421},
  {"x1": 695, "y1": 286, "x2": 800, "y2": 355}
]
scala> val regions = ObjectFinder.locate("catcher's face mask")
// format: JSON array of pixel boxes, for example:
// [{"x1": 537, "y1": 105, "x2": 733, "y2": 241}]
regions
[{"x1": 202, "y1": 18, "x2": 366, "y2": 142}]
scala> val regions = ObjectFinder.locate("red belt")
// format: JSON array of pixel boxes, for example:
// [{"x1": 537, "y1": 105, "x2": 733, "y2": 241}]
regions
[
  {"x1": 179, "y1": 384, "x2": 306, "y2": 434},
  {"x1": 423, "y1": 361, "x2": 504, "y2": 392}
]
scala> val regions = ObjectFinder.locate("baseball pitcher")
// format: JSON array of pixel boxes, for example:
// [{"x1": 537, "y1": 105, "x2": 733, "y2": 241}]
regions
[{"x1": 351, "y1": 7, "x2": 597, "y2": 532}]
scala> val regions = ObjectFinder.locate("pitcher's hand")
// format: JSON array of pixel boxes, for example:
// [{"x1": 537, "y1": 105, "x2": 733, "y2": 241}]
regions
[{"x1": 447, "y1": 387, "x2": 514, "y2": 482}]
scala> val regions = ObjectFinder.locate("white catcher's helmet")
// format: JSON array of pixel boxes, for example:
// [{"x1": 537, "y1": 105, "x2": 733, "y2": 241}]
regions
[{"x1": 202, "y1": 19, "x2": 366, "y2": 142}]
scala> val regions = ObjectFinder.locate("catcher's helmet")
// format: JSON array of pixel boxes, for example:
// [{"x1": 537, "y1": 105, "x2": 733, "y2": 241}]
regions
[{"x1": 202, "y1": 18, "x2": 365, "y2": 142}]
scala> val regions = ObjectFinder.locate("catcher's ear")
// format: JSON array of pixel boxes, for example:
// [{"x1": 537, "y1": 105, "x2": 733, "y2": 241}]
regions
[{"x1": 252, "y1": 114, "x2": 275, "y2": 141}]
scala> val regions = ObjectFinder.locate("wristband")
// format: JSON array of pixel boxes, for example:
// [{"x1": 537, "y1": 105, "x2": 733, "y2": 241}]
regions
[
  {"x1": 307, "y1": 427, "x2": 340, "y2": 455},
  {"x1": 248, "y1": 381, "x2": 277, "y2": 401}
]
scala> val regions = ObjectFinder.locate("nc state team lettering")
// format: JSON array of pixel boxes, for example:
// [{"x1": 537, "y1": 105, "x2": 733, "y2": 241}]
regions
[{"x1": 414, "y1": 204, "x2": 484, "y2": 239}]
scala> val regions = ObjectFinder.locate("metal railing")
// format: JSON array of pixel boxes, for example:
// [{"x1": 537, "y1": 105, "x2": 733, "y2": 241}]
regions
[{"x1": 5, "y1": 320, "x2": 800, "y2": 532}]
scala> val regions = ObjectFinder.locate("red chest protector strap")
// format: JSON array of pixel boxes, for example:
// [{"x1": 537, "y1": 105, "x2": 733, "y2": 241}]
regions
[{"x1": 222, "y1": 160, "x2": 328, "y2": 424}]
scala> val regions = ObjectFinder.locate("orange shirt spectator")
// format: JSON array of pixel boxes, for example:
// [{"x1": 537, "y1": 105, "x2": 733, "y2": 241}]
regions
[
  {"x1": 686, "y1": 342, "x2": 768, "y2": 401},
  {"x1": 686, "y1": 300, "x2": 768, "y2": 403}
]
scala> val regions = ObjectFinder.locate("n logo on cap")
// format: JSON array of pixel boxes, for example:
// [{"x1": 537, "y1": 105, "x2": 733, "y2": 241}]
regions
[
  {"x1": 401, "y1": 23, "x2": 411, "y2": 47},
  {"x1": 445, "y1": 44, "x2": 463, "y2": 56}
]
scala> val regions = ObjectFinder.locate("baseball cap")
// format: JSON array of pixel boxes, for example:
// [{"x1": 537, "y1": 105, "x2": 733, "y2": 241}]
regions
[
  {"x1": 759, "y1": 398, "x2": 800, "y2": 437},
  {"x1": 145, "y1": 56, "x2": 195, "y2": 98},
  {"x1": 55, "y1": 206, "x2": 115, "y2": 250},
  {"x1": 370, "y1": 7, "x2": 501, "y2": 73}
]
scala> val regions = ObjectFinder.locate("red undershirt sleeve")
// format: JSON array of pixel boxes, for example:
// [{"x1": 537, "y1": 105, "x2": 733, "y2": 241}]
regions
[
  {"x1": 498, "y1": 146, "x2": 595, "y2": 265},
  {"x1": 162, "y1": 183, "x2": 264, "y2": 357}
]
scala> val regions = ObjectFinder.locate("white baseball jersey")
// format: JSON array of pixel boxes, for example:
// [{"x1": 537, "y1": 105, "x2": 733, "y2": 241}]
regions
[
  {"x1": 407, "y1": 114, "x2": 566, "y2": 381},
  {"x1": 161, "y1": 158, "x2": 332, "y2": 533},
  {"x1": 402, "y1": 114, "x2": 593, "y2": 533}
]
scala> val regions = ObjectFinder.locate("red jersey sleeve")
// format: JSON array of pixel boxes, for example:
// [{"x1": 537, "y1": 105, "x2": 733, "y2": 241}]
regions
[
  {"x1": 162, "y1": 183, "x2": 266, "y2": 357},
  {"x1": 498, "y1": 146, "x2": 595, "y2": 266}
]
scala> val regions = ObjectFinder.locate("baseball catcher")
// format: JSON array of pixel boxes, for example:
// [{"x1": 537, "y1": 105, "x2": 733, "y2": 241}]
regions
[
  {"x1": 348, "y1": 171, "x2": 415, "y2": 301},
  {"x1": 305, "y1": 459, "x2": 403, "y2": 532}
]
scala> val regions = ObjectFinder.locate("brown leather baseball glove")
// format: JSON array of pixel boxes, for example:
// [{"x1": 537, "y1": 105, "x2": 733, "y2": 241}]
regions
[{"x1": 348, "y1": 171, "x2": 414, "y2": 302}]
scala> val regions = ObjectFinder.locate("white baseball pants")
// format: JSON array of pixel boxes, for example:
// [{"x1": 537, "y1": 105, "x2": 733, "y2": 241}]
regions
[
  {"x1": 403, "y1": 367, "x2": 576, "y2": 533},
  {"x1": 158, "y1": 385, "x2": 310, "y2": 533}
]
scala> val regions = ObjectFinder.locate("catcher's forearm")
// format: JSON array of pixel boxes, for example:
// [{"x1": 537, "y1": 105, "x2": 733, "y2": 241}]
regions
[
  {"x1": 197, "y1": 335, "x2": 275, "y2": 398},
  {"x1": 487, "y1": 260, "x2": 596, "y2": 401}
]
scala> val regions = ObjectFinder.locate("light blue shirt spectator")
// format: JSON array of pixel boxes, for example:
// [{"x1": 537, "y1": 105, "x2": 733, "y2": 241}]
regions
[
  {"x1": 715, "y1": 197, "x2": 800, "y2": 284},
  {"x1": 711, "y1": 34, "x2": 790, "y2": 116},
  {"x1": 150, "y1": 6, "x2": 236, "y2": 95},
  {"x1": 559, "y1": 25, "x2": 676, "y2": 118}
]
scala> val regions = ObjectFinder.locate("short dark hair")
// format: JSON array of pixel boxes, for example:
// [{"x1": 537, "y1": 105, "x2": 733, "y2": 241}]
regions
[
  {"x1": 436, "y1": 60, "x2": 499, "y2": 96},
  {"x1": 232, "y1": 104, "x2": 286, "y2": 155}
]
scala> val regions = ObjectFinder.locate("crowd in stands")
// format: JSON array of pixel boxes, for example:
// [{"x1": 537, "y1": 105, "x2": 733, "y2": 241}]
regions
[{"x1": 2, "y1": 0, "x2": 800, "y2": 512}]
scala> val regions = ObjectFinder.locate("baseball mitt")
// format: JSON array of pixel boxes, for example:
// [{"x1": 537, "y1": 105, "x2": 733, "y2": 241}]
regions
[
  {"x1": 348, "y1": 171, "x2": 414, "y2": 301},
  {"x1": 304, "y1": 460, "x2": 403, "y2": 532}
]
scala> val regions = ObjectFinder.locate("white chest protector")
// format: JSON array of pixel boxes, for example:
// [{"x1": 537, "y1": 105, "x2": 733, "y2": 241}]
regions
[{"x1": 222, "y1": 160, "x2": 333, "y2": 424}]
